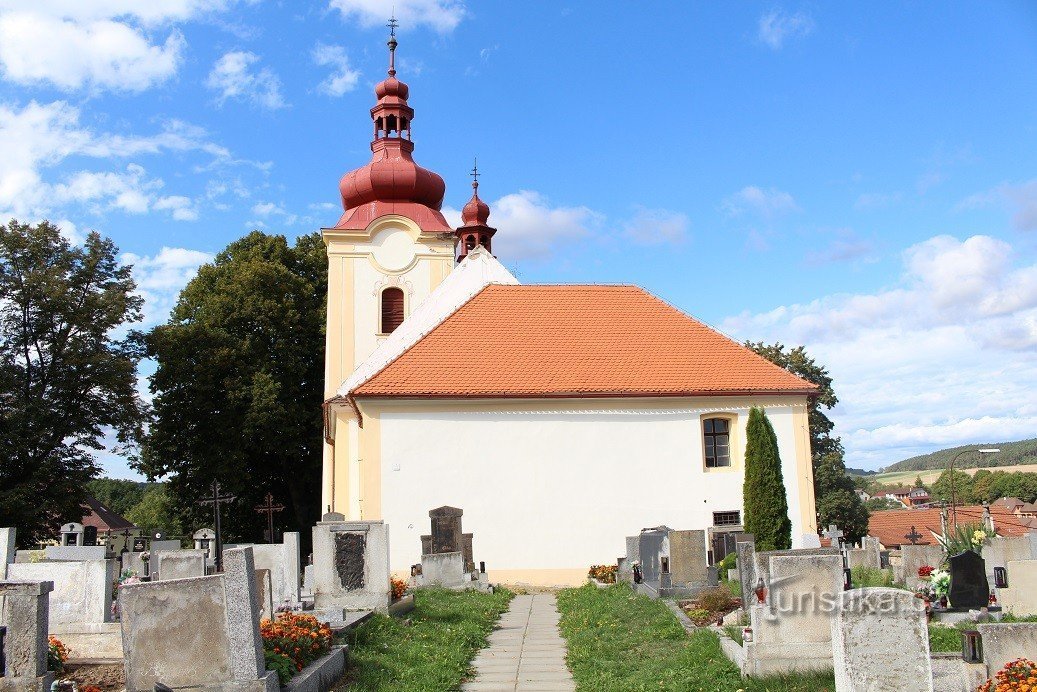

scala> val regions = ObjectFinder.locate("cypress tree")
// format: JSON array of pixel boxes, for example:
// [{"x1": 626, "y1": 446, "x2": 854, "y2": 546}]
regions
[{"x1": 742, "y1": 407, "x2": 792, "y2": 551}]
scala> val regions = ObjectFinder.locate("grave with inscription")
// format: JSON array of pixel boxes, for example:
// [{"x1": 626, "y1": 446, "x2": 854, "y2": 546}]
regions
[
  {"x1": 312, "y1": 515, "x2": 390, "y2": 615},
  {"x1": 418, "y1": 507, "x2": 481, "y2": 588}
]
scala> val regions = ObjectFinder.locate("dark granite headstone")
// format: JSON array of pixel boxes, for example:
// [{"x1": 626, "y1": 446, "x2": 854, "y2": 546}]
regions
[
  {"x1": 335, "y1": 532, "x2": 366, "y2": 591},
  {"x1": 83, "y1": 526, "x2": 98, "y2": 546},
  {"x1": 948, "y1": 550, "x2": 989, "y2": 609},
  {"x1": 420, "y1": 535, "x2": 431, "y2": 555},
  {"x1": 462, "y1": 533, "x2": 474, "y2": 572},
  {"x1": 132, "y1": 537, "x2": 147, "y2": 552},
  {"x1": 429, "y1": 506, "x2": 463, "y2": 554}
]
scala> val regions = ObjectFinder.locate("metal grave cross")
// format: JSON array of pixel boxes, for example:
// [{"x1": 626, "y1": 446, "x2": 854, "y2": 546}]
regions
[
  {"x1": 197, "y1": 481, "x2": 236, "y2": 572},
  {"x1": 254, "y1": 492, "x2": 286, "y2": 544},
  {"x1": 904, "y1": 525, "x2": 923, "y2": 545}
]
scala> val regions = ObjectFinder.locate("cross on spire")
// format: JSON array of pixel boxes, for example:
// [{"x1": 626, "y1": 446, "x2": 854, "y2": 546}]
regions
[
  {"x1": 470, "y1": 158, "x2": 480, "y2": 188},
  {"x1": 386, "y1": 14, "x2": 399, "y2": 76},
  {"x1": 387, "y1": 15, "x2": 399, "y2": 37}
]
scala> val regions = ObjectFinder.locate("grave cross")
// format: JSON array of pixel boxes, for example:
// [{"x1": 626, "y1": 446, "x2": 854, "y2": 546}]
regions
[
  {"x1": 197, "y1": 481, "x2": 236, "y2": 572},
  {"x1": 254, "y1": 492, "x2": 285, "y2": 544},
  {"x1": 904, "y1": 525, "x2": 923, "y2": 545},
  {"x1": 822, "y1": 524, "x2": 844, "y2": 544}
]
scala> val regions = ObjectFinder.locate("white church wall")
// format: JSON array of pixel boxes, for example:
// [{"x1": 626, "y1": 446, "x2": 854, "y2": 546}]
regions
[
  {"x1": 374, "y1": 398, "x2": 811, "y2": 584},
  {"x1": 352, "y1": 257, "x2": 432, "y2": 369}
]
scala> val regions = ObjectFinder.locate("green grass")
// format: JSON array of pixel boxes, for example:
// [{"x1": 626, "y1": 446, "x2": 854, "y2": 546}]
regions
[
  {"x1": 929, "y1": 613, "x2": 1037, "y2": 653},
  {"x1": 849, "y1": 567, "x2": 896, "y2": 588},
  {"x1": 557, "y1": 583, "x2": 836, "y2": 691},
  {"x1": 338, "y1": 587, "x2": 512, "y2": 691}
]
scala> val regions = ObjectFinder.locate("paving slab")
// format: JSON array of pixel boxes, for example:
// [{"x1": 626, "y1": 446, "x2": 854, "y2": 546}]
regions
[{"x1": 462, "y1": 594, "x2": 576, "y2": 692}]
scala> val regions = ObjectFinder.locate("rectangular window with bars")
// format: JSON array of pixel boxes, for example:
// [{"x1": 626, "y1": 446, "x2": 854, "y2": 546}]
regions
[{"x1": 713, "y1": 510, "x2": 741, "y2": 527}]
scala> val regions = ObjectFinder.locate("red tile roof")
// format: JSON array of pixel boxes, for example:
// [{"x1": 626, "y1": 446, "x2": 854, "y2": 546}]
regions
[
  {"x1": 868, "y1": 505, "x2": 1035, "y2": 548},
  {"x1": 353, "y1": 285, "x2": 819, "y2": 398}
]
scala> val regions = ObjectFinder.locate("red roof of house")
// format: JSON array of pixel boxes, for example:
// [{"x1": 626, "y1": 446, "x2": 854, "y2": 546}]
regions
[
  {"x1": 354, "y1": 285, "x2": 818, "y2": 398},
  {"x1": 868, "y1": 505, "x2": 1035, "y2": 548},
  {"x1": 81, "y1": 496, "x2": 136, "y2": 532}
]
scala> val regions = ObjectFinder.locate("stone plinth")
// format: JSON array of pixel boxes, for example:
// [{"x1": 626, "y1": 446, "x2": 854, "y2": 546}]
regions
[
  {"x1": 421, "y1": 552, "x2": 466, "y2": 587},
  {"x1": 247, "y1": 532, "x2": 302, "y2": 609},
  {"x1": 0, "y1": 580, "x2": 55, "y2": 692},
  {"x1": 997, "y1": 560, "x2": 1037, "y2": 617},
  {"x1": 977, "y1": 623, "x2": 1037, "y2": 679}
]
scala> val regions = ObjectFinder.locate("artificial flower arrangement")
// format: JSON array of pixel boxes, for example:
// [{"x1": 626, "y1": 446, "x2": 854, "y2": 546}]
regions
[
  {"x1": 260, "y1": 612, "x2": 333, "y2": 685},
  {"x1": 48, "y1": 636, "x2": 69, "y2": 673},
  {"x1": 978, "y1": 658, "x2": 1037, "y2": 692},
  {"x1": 390, "y1": 575, "x2": 408, "y2": 601},
  {"x1": 915, "y1": 566, "x2": 950, "y2": 606},
  {"x1": 918, "y1": 565, "x2": 934, "y2": 578},
  {"x1": 587, "y1": 564, "x2": 617, "y2": 584}
]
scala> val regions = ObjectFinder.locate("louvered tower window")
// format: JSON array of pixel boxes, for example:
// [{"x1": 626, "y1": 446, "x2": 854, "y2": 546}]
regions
[{"x1": 381, "y1": 287, "x2": 405, "y2": 334}]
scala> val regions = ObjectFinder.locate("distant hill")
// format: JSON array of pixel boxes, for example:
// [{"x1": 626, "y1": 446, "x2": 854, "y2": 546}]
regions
[
  {"x1": 846, "y1": 467, "x2": 878, "y2": 476},
  {"x1": 883, "y1": 438, "x2": 1037, "y2": 473}
]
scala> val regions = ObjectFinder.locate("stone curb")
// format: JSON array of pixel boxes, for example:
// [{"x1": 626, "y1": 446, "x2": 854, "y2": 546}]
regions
[{"x1": 284, "y1": 644, "x2": 348, "y2": 692}]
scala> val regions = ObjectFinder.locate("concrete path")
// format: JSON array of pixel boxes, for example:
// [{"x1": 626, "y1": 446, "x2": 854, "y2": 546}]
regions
[{"x1": 462, "y1": 593, "x2": 576, "y2": 692}]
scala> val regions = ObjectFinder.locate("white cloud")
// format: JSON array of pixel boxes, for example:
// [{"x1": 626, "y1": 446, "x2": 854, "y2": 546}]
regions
[
  {"x1": 722, "y1": 185, "x2": 799, "y2": 218},
  {"x1": 758, "y1": 9, "x2": 814, "y2": 49},
  {"x1": 153, "y1": 195, "x2": 199, "y2": 221},
  {"x1": 443, "y1": 190, "x2": 600, "y2": 260},
  {"x1": 804, "y1": 229, "x2": 873, "y2": 266},
  {"x1": 0, "y1": 0, "x2": 253, "y2": 25},
  {"x1": 721, "y1": 234, "x2": 1037, "y2": 469},
  {"x1": 957, "y1": 179, "x2": 1037, "y2": 232},
  {"x1": 206, "y1": 51, "x2": 286, "y2": 110},
  {"x1": 0, "y1": 13, "x2": 183, "y2": 91},
  {"x1": 0, "y1": 101, "x2": 230, "y2": 220},
  {"x1": 328, "y1": 0, "x2": 465, "y2": 33},
  {"x1": 250, "y1": 200, "x2": 297, "y2": 225},
  {"x1": 312, "y1": 43, "x2": 361, "y2": 96},
  {"x1": 121, "y1": 246, "x2": 213, "y2": 326},
  {"x1": 621, "y1": 207, "x2": 689, "y2": 245}
]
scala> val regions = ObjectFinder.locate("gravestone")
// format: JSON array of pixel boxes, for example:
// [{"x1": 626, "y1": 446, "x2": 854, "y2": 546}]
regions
[
  {"x1": 462, "y1": 533, "x2": 474, "y2": 573},
  {"x1": 429, "y1": 506, "x2": 463, "y2": 554},
  {"x1": 0, "y1": 580, "x2": 54, "y2": 692},
  {"x1": 832, "y1": 588, "x2": 933, "y2": 692},
  {"x1": 43, "y1": 545, "x2": 107, "y2": 562},
  {"x1": 669, "y1": 530, "x2": 708, "y2": 588},
  {"x1": 255, "y1": 569, "x2": 274, "y2": 620},
  {"x1": 983, "y1": 535, "x2": 1036, "y2": 587},
  {"x1": 192, "y1": 528, "x2": 216, "y2": 560},
  {"x1": 743, "y1": 552, "x2": 843, "y2": 676},
  {"x1": 59, "y1": 523, "x2": 84, "y2": 547},
  {"x1": 637, "y1": 527, "x2": 670, "y2": 586},
  {"x1": 420, "y1": 535, "x2": 431, "y2": 556},
  {"x1": 250, "y1": 532, "x2": 302, "y2": 608},
  {"x1": 312, "y1": 519, "x2": 390, "y2": 613},
  {"x1": 1, "y1": 528, "x2": 15, "y2": 579},
  {"x1": 899, "y1": 544, "x2": 945, "y2": 590},
  {"x1": 120, "y1": 547, "x2": 277, "y2": 692},
  {"x1": 618, "y1": 536, "x2": 640, "y2": 584},
  {"x1": 153, "y1": 550, "x2": 207, "y2": 581},
  {"x1": 998, "y1": 559, "x2": 1037, "y2": 616},
  {"x1": 736, "y1": 541, "x2": 756, "y2": 609},
  {"x1": 947, "y1": 551, "x2": 989, "y2": 609},
  {"x1": 977, "y1": 623, "x2": 1037, "y2": 678}
]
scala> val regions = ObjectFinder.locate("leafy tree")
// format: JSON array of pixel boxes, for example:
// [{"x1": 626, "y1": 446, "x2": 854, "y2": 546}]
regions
[
  {"x1": 747, "y1": 342, "x2": 869, "y2": 542},
  {"x1": 814, "y1": 452, "x2": 870, "y2": 542},
  {"x1": 87, "y1": 478, "x2": 147, "y2": 517},
  {"x1": 971, "y1": 469, "x2": 994, "y2": 503},
  {"x1": 125, "y1": 485, "x2": 181, "y2": 536},
  {"x1": 913, "y1": 475, "x2": 927, "y2": 490},
  {"x1": 745, "y1": 343, "x2": 841, "y2": 460},
  {"x1": 0, "y1": 220, "x2": 145, "y2": 547},
  {"x1": 141, "y1": 231, "x2": 326, "y2": 545},
  {"x1": 865, "y1": 497, "x2": 904, "y2": 512},
  {"x1": 988, "y1": 471, "x2": 1037, "y2": 504},
  {"x1": 742, "y1": 407, "x2": 791, "y2": 551},
  {"x1": 931, "y1": 469, "x2": 976, "y2": 504}
]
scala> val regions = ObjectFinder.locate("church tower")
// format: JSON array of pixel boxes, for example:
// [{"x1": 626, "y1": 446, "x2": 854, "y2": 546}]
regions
[{"x1": 321, "y1": 24, "x2": 456, "y2": 513}]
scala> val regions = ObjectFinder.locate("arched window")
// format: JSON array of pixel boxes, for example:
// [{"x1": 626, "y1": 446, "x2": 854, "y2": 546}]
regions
[
  {"x1": 381, "y1": 287, "x2": 405, "y2": 334},
  {"x1": 703, "y1": 417, "x2": 731, "y2": 468}
]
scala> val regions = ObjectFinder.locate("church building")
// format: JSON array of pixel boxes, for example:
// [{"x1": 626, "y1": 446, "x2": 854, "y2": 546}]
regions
[{"x1": 320, "y1": 31, "x2": 818, "y2": 585}]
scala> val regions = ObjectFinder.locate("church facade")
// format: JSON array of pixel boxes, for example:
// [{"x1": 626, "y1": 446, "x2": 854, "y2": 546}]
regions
[{"x1": 320, "y1": 33, "x2": 818, "y2": 585}]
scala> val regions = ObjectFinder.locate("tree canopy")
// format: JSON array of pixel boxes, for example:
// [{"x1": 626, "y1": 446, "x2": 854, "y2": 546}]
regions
[
  {"x1": 742, "y1": 407, "x2": 792, "y2": 551},
  {"x1": 748, "y1": 342, "x2": 870, "y2": 543},
  {"x1": 0, "y1": 220, "x2": 145, "y2": 546},
  {"x1": 141, "y1": 231, "x2": 326, "y2": 545}
]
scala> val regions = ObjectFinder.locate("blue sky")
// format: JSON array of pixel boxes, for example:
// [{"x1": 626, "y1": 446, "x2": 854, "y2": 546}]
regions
[{"x1": 1, "y1": 1, "x2": 1035, "y2": 477}]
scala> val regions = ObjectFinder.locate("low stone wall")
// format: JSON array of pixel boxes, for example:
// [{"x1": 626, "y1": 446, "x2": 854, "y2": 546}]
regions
[
  {"x1": 284, "y1": 645, "x2": 348, "y2": 692},
  {"x1": 978, "y1": 623, "x2": 1037, "y2": 679}
]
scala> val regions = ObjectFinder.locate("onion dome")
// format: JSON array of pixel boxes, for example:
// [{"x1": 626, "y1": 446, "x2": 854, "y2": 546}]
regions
[
  {"x1": 455, "y1": 161, "x2": 497, "y2": 262},
  {"x1": 333, "y1": 20, "x2": 450, "y2": 230}
]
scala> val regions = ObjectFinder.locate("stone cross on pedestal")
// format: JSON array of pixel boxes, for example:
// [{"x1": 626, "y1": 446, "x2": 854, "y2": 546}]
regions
[
  {"x1": 823, "y1": 524, "x2": 844, "y2": 544},
  {"x1": 904, "y1": 525, "x2": 923, "y2": 546}
]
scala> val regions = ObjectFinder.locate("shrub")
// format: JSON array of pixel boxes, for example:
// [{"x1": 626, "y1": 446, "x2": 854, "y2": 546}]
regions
[
  {"x1": 697, "y1": 587, "x2": 736, "y2": 613},
  {"x1": 978, "y1": 658, "x2": 1037, "y2": 691},
  {"x1": 742, "y1": 407, "x2": 791, "y2": 551},
  {"x1": 587, "y1": 565, "x2": 617, "y2": 583},
  {"x1": 48, "y1": 636, "x2": 69, "y2": 673},
  {"x1": 260, "y1": 612, "x2": 333, "y2": 684},
  {"x1": 851, "y1": 566, "x2": 894, "y2": 588},
  {"x1": 717, "y1": 552, "x2": 736, "y2": 572}
]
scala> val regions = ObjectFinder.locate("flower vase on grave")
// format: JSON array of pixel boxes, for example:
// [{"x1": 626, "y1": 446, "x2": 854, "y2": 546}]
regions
[
  {"x1": 939, "y1": 596, "x2": 948, "y2": 608},
  {"x1": 754, "y1": 578, "x2": 766, "y2": 604}
]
